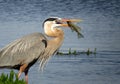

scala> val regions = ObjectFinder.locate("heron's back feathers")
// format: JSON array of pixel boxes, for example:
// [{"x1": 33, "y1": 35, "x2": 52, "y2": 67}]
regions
[{"x1": 0, "y1": 32, "x2": 47, "y2": 69}]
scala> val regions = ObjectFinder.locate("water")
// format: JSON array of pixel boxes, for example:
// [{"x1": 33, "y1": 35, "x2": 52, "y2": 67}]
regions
[
  {"x1": 33, "y1": 52, "x2": 120, "y2": 84},
  {"x1": 1, "y1": 52, "x2": 120, "y2": 84},
  {"x1": 0, "y1": 0, "x2": 120, "y2": 84}
]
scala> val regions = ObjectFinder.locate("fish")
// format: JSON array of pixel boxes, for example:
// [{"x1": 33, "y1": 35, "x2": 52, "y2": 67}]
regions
[{"x1": 67, "y1": 21, "x2": 84, "y2": 38}]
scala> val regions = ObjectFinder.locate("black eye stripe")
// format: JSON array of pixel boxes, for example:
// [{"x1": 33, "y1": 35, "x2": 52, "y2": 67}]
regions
[
  {"x1": 43, "y1": 18, "x2": 57, "y2": 28},
  {"x1": 43, "y1": 17, "x2": 62, "y2": 28},
  {"x1": 55, "y1": 20, "x2": 62, "y2": 24},
  {"x1": 45, "y1": 18, "x2": 57, "y2": 22}
]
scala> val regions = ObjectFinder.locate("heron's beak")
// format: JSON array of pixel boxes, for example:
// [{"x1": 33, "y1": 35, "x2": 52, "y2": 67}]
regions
[
  {"x1": 60, "y1": 18, "x2": 82, "y2": 27},
  {"x1": 62, "y1": 18, "x2": 82, "y2": 22}
]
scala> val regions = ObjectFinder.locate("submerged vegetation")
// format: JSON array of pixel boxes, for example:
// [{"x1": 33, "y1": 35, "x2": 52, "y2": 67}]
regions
[
  {"x1": 57, "y1": 48, "x2": 97, "y2": 56},
  {"x1": 0, "y1": 70, "x2": 25, "y2": 84}
]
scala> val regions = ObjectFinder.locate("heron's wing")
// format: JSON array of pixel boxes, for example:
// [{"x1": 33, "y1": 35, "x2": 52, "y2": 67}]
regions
[{"x1": 0, "y1": 33, "x2": 47, "y2": 68}]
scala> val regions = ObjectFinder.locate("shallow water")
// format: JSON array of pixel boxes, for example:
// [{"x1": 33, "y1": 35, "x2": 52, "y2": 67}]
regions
[
  {"x1": 31, "y1": 51, "x2": 120, "y2": 84},
  {"x1": 0, "y1": 0, "x2": 120, "y2": 84},
  {"x1": 0, "y1": 52, "x2": 120, "y2": 84}
]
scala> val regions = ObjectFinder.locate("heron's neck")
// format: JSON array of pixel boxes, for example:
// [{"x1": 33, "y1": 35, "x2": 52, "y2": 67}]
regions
[
  {"x1": 44, "y1": 26, "x2": 64, "y2": 47},
  {"x1": 44, "y1": 25, "x2": 64, "y2": 37}
]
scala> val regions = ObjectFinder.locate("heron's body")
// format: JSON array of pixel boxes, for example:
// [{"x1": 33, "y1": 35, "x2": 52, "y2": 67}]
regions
[
  {"x1": 0, "y1": 31, "x2": 64, "y2": 70},
  {"x1": 0, "y1": 33, "x2": 46, "y2": 69},
  {"x1": 0, "y1": 17, "x2": 79, "y2": 84}
]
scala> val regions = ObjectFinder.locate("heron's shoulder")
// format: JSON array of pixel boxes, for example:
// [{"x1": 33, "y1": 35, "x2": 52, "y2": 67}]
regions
[
  {"x1": 22, "y1": 32, "x2": 47, "y2": 40},
  {"x1": 0, "y1": 32, "x2": 47, "y2": 56},
  {"x1": 0, "y1": 32, "x2": 47, "y2": 51}
]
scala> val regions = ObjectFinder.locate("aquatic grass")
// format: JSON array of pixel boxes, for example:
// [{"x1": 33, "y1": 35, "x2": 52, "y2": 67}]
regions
[
  {"x1": 68, "y1": 48, "x2": 77, "y2": 55},
  {"x1": 0, "y1": 70, "x2": 25, "y2": 84},
  {"x1": 57, "y1": 48, "x2": 97, "y2": 56},
  {"x1": 68, "y1": 48, "x2": 71, "y2": 54},
  {"x1": 86, "y1": 48, "x2": 92, "y2": 55},
  {"x1": 57, "y1": 48, "x2": 77, "y2": 55},
  {"x1": 86, "y1": 48, "x2": 97, "y2": 56}
]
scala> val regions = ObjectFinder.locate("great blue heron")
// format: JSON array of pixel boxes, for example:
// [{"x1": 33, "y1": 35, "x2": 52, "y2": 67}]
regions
[{"x1": 0, "y1": 17, "x2": 80, "y2": 84}]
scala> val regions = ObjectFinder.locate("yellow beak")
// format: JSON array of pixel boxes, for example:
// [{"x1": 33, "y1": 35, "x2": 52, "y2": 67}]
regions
[
  {"x1": 61, "y1": 18, "x2": 83, "y2": 22},
  {"x1": 60, "y1": 18, "x2": 82, "y2": 27}
]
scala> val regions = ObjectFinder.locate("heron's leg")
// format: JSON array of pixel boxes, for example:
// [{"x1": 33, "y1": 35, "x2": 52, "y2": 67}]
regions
[
  {"x1": 18, "y1": 64, "x2": 28, "y2": 78},
  {"x1": 18, "y1": 71, "x2": 22, "y2": 78},
  {"x1": 24, "y1": 70, "x2": 29, "y2": 84}
]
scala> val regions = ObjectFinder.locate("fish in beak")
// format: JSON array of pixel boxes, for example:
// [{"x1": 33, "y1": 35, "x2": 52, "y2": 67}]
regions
[{"x1": 60, "y1": 18, "x2": 84, "y2": 38}]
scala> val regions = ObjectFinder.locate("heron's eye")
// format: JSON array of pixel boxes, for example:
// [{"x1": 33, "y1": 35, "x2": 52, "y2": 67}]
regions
[{"x1": 55, "y1": 20, "x2": 62, "y2": 24}]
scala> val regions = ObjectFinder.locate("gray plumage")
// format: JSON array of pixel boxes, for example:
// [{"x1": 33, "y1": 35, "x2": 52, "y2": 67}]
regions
[
  {"x1": 0, "y1": 33, "x2": 47, "y2": 69},
  {"x1": 0, "y1": 17, "x2": 81, "y2": 84}
]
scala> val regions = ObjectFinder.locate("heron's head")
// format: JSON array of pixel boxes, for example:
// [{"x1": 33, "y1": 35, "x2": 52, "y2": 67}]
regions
[
  {"x1": 43, "y1": 17, "x2": 80, "y2": 28},
  {"x1": 43, "y1": 17, "x2": 81, "y2": 36}
]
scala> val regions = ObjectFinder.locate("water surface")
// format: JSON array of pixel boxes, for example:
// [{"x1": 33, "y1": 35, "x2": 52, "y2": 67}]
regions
[{"x1": 0, "y1": 0, "x2": 120, "y2": 84}]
